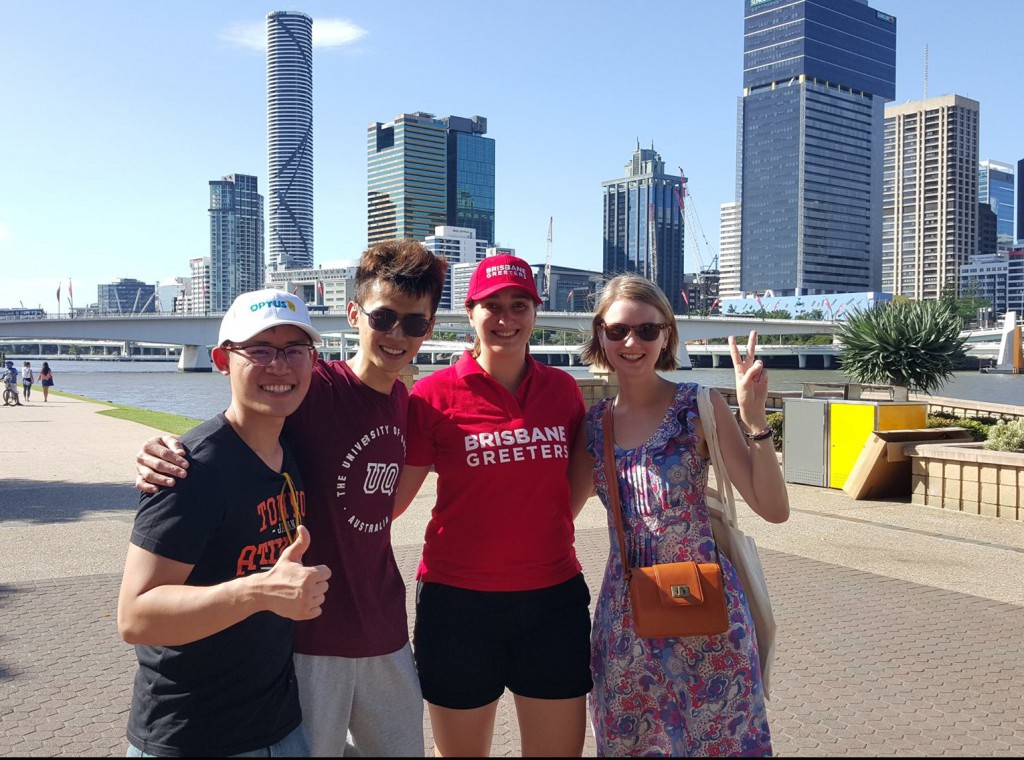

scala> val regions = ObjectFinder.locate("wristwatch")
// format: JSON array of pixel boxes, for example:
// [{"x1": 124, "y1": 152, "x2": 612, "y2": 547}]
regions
[{"x1": 745, "y1": 426, "x2": 773, "y2": 441}]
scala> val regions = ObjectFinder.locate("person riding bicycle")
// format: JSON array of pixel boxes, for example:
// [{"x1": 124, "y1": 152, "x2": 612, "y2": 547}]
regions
[{"x1": 3, "y1": 361, "x2": 23, "y2": 405}]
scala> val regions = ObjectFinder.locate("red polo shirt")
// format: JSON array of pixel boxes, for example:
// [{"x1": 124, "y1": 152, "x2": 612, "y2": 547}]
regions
[{"x1": 406, "y1": 352, "x2": 585, "y2": 591}]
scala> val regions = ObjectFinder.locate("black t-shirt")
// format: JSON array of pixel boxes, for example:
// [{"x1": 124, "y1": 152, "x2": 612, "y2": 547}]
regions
[{"x1": 125, "y1": 414, "x2": 305, "y2": 757}]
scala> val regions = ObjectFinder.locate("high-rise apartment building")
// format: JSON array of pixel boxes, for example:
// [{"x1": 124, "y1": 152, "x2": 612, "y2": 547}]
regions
[
  {"x1": 367, "y1": 113, "x2": 495, "y2": 246},
  {"x1": 267, "y1": 11, "x2": 313, "y2": 271},
  {"x1": 602, "y1": 145, "x2": 685, "y2": 312},
  {"x1": 718, "y1": 202, "x2": 742, "y2": 299},
  {"x1": 209, "y1": 174, "x2": 264, "y2": 312},
  {"x1": 368, "y1": 113, "x2": 449, "y2": 245},
  {"x1": 882, "y1": 94, "x2": 980, "y2": 300},
  {"x1": 979, "y1": 160, "x2": 1015, "y2": 253},
  {"x1": 738, "y1": 0, "x2": 896, "y2": 296},
  {"x1": 445, "y1": 116, "x2": 495, "y2": 244}
]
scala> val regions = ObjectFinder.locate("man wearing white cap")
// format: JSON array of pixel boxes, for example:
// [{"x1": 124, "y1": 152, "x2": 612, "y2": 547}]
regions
[{"x1": 118, "y1": 289, "x2": 331, "y2": 757}]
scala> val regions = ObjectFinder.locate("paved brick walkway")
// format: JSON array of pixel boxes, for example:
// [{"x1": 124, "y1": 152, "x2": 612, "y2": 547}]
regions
[
  {"x1": 3, "y1": 529, "x2": 1024, "y2": 757},
  {"x1": 4, "y1": 396, "x2": 1024, "y2": 756}
]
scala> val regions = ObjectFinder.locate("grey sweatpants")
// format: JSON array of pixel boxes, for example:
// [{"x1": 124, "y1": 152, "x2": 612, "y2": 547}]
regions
[{"x1": 294, "y1": 643, "x2": 424, "y2": 757}]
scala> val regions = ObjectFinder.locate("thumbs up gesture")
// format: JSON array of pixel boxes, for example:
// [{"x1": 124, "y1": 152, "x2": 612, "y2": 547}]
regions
[{"x1": 258, "y1": 526, "x2": 332, "y2": 621}]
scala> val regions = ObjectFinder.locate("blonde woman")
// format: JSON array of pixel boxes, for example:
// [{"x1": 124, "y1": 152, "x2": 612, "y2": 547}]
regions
[{"x1": 574, "y1": 274, "x2": 788, "y2": 757}]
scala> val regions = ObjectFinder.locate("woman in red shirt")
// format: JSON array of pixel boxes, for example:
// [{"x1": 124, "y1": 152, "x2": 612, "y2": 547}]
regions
[{"x1": 395, "y1": 255, "x2": 591, "y2": 757}]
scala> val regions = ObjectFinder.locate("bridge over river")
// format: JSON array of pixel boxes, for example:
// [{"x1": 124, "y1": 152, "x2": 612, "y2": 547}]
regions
[{"x1": 0, "y1": 311, "x2": 1008, "y2": 371}]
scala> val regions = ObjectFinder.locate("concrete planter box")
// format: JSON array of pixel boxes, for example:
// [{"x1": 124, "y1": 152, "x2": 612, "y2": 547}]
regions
[{"x1": 906, "y1": 442, "x2": 1023, "y2": 521}]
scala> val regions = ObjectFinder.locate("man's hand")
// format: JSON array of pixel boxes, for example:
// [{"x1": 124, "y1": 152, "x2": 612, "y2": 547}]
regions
[
  {"x1": 256, "y1": 526, "x2": 331, "y2": 621},
  {"x1": 135, "y1": 435, "x2": 189, "y2": 493}
]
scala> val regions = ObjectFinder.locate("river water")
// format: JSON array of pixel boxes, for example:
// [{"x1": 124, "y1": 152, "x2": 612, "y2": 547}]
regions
[{"x1": 30, "y1": 358, "x2": 1023, "y2": 422}]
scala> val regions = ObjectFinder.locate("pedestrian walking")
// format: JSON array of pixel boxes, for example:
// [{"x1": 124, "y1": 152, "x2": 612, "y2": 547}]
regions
[
  {"x1": 38, "y1": 362, "x2": 53, "y2": 401},
  {"x1": 573, "y1": 274, "x2": 789, "y2": 756},
  {"x1": 22, "y1": 361, "x2": 34, "y2": 401},
  {"x1": 394, "y1": 254, "x2": 592, "y2": 757}
]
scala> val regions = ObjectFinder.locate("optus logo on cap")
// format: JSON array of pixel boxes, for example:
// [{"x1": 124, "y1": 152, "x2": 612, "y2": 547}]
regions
[{"x1": 249, "y1": 298, "x2": 297, "y2": 312}]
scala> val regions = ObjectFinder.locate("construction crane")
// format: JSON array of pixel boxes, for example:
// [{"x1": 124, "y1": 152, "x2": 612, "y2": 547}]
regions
[
  {"x1": 543, "y1": 216, "x2": 553, "y2": 309},
  {"x1": 674, "y1": 168, "x2": 720, "y2": 312}
]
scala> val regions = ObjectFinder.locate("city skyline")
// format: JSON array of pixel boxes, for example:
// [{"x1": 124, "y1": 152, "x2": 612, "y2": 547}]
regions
[{"x1": 1, "y1": 0, "x2": 1023, "y2": 310}]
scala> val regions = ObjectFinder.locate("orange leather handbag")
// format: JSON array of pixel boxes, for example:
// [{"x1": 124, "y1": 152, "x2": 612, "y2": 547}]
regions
[{"x1": 602, "y1": 403, "x2": 729, "y2": 639}]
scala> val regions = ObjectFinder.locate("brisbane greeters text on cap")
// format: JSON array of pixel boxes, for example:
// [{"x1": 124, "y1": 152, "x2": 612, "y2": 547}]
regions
[
  {"x1": 218, "y1": 288, "x2": 322, "y2": 345},
  {"x1": 465, "y1": 254, "x2": 543, "y2": 305}
]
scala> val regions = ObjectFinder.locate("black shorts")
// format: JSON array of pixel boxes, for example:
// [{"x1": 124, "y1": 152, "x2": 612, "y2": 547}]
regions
[{"x1": 413, "y1": 573, "x2": 593, "y2": 710}]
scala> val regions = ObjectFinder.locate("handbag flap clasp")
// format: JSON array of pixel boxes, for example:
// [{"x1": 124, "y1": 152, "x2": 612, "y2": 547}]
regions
[{"x1": 652, "y1": 562, "x2": 705, "y2": 607}]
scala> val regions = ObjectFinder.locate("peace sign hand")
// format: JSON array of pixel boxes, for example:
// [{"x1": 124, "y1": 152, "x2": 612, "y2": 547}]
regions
[{"x1": 729, "y1": 331, "x2": 769, "y2": 428}]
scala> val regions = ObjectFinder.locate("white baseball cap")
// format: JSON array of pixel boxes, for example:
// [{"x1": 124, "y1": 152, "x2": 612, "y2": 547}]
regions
[{"x1": 218, "y1": 289, "x2": 321, "y2": 345}]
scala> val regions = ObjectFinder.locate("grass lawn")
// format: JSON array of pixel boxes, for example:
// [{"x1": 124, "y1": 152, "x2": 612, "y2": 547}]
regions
[{"x1": 50, "y1": 389, "x2": 202, "y2": 435}]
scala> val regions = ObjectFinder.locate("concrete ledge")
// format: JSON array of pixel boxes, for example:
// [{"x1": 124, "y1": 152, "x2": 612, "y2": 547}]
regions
[{"x1": 907, "y1": 441, "x2": 1023, "y2": 520}]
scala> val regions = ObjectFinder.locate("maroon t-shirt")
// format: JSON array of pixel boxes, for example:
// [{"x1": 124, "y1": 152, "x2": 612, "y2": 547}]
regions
[{"x1": 285, "y1": 359, "x2": 409, "y2": 658}]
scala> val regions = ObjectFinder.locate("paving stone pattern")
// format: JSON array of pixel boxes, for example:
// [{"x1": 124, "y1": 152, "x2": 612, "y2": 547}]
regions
[{"x1": 3, "y1": 529, "x2": 1024, "y2": 757}]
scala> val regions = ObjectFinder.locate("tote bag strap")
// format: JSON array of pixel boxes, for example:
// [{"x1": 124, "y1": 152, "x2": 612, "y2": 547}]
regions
[
  {"x1": 697, "y1": 384, "x2": 740, "y2": 529},
  {"x1": 602, "y1": 402, "x2": 633, "y2": 579}
]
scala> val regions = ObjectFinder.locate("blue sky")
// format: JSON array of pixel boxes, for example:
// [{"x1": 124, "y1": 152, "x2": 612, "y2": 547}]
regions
[{"x1": 1, "y1": 0, "x2": 1022, "y2": 311}]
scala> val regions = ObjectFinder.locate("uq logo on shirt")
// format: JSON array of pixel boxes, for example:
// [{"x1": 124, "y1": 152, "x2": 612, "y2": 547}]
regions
[
  {"x1": 334, "y1": 424, "x2": 406, "y2": 534},
  {"x1": 463, "y1": 425, "x2": 569, "y2": 467}
]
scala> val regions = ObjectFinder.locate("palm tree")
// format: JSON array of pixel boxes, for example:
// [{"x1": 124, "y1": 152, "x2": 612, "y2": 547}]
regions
[{"x1": 837, "y1": 299, "x2": 967, "y2": 394}]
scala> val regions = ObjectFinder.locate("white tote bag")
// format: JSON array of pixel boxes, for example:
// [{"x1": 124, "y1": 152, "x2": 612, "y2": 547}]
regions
[{"x1": 697, "y1": 385, "x2": 777, "y2": 699}]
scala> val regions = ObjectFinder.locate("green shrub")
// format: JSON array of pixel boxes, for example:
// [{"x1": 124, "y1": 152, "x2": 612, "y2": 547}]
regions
[
  {"x1": 926, "y1": 414, "x2": 991, "y2": 442},
  {"x1": 766, "y1": 412, "x2": 784, "y2": 452},
  {"x1": 837, "y1": 300, "x2": 967, "y2": 393},
  {"x1": 983, "y1": 419, "x2": 1024, "y2": 453}
]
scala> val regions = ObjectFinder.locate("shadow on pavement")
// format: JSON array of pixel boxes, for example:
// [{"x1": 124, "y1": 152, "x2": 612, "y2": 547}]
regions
[{"x1": 0, "y1": 479, "x2": 138, "y2": 524}]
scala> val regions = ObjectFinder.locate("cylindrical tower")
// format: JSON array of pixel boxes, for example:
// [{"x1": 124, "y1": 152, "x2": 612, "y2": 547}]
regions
[{"x1": 266, "y1": 11, "x2": 313, "y2": 272}]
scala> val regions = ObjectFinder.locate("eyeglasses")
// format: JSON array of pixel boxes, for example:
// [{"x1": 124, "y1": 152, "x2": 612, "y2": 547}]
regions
[
  {"x1": 358, "y1": 305, "x2": 433, "y2": 338},
  {"x1": 279, "y1": 472, "x2": 302, "y2": 544},
  {"x1": 601, "y1": 322, "x2": 669, "y2": 342},
  {"x1": 225, "y1": 343, "x2": 315, "y2": 367}
]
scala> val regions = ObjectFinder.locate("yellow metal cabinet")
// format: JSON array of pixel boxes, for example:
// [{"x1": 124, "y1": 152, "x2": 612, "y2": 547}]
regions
[{"x1": 827, "y1": 401, "x2": 927, "y2": 489}]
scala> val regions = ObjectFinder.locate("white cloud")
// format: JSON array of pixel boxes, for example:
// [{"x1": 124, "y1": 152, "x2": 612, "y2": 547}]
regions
[
  {"x1": 313, "y1": 19, "x2": 367, "y2": 49},
  {"x1": 0, "y1": 222, "x2": 11, "y2": 242},
  {"x1": 220, "y1": 21, "x2": 265, "y2": 51},
  {"x1": 221, "y1": 18, "x2": 367, "y2": 52}
]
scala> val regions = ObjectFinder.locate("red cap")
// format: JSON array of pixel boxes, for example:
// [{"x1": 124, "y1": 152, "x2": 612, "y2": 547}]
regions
[{"x1": 466, "y1": 254, "x2": 542, "y2": 305}]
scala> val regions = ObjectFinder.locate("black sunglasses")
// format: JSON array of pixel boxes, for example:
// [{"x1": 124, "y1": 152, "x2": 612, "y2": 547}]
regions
[
  {"x1": 601, "y1": 322, "x2": 669, "y2": 342},
  {"x1": 358, "y1": 305, "x2": 433, "y2": 338}
]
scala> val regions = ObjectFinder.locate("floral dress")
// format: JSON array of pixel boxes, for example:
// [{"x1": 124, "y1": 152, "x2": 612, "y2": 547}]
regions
[{"x1": 587, "y1": 383, "x2": 772, "y2": 757}]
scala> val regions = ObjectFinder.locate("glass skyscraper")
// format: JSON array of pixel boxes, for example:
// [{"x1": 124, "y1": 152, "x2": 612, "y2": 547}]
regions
[
  {"x1": 267, "y1": 11, "x2": 313, "y2": 271},
  {"x1": 446, "y1": 115, "x2": 495, "y2": 244},
  {"x1": 210, "y1": 174, "x2": 264, "y2": 312},
  {"x1": 979, "y1": 160, "x2": 1015, "y2": 253},
  {"x1": 602, "y1": 146, "x2": 685, "y2": 312},
  {"x1": 738, "y1": 0, "x2": 896, "y2": 296},
  {"x1": 367, "y1": 112, "x2": 449, "y2": 245},
  {"x1": 367, "y1": 113, "x2": 495, "y2": 246}
]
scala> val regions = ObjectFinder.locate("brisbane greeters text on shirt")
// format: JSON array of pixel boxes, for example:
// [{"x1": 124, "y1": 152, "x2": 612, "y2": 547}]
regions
[{"x1": 463, "y1": 425, "x2": 569, "y2": 467}]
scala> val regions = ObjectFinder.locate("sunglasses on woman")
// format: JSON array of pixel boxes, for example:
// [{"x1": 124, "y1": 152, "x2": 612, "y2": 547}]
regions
[
  {"x1": 601, "y1": 322, "x2": 669, "y2": 342},
  {"x1": 358, "y1": 305, "x2": 433, "y2": 338}
]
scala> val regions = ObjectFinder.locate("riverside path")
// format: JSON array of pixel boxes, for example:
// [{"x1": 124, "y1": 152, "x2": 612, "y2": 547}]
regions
[{"x1": 2, "y1": 396, "x2": 1023, "y2": 756}]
